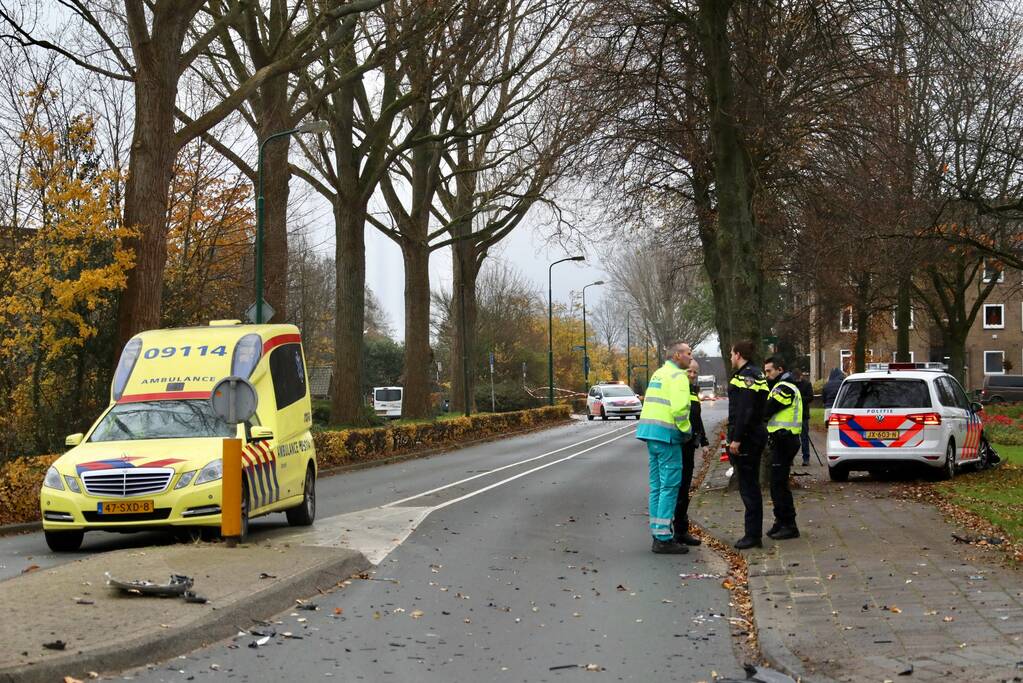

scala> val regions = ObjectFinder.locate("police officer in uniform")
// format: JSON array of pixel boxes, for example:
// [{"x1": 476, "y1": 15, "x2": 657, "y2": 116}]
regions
[
  {"x1": 763, "y1": 356, "x2": 802, "y2": 539},
  {"x1": 727, "y1": 340, "x2": 769, "y2": 549},
  {"x1": 673, "y1": 359, "x2": 709, "y2": 546},
  {"x1": 636, "y1": 341, "x2": 693, "y2": 554}
]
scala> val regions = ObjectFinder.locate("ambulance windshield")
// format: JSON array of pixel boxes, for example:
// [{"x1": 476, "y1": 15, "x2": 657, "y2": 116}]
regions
[{"x1": 90, "y1": 400, "x2": 236, "y2": 441}]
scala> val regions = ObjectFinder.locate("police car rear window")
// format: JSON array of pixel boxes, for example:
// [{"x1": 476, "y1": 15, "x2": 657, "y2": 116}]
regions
[{"x1": 835, "y1": 379, "x2": 932, "y2": 409}]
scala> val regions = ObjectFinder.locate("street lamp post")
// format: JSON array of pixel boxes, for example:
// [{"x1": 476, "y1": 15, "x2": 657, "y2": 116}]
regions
[
  {"x1": 548, "y1": 255, "x2": 585, "y2": 405},
  {"x1": 255, "y1": 120, "x2": 329, "y2": 323},
  {"x1": 581, "y1": 280, "x2": 604, "y2": 391}
]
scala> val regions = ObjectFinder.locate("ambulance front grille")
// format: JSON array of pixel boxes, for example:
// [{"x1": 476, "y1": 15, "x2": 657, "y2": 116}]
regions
[{"x1": 81, "y1": 468, "x2": 173, "y2": 497}]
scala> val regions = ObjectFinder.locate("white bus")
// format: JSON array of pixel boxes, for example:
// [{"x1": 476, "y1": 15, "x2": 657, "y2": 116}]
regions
[{"x1": 373, "y1": 386, "x2": 403, "y2": 419}]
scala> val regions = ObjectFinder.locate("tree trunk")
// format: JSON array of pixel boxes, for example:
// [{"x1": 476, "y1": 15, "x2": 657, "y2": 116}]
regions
[
  {"x1": 116, "y1": 79, "x2": 178, "y2": 348},
  {"x1": 854, "y1": 277, "x2": 871, "y2": 373},
  {"x1": 895, "y1": 277, "x2": 911, "y2": 362},
  {"x1": 258, "y1": 76, "x2": 292, "y2": 322},
  {"x1": 330, "y1": 198, "x2": 369, "y2": 426},
  {"x1": 451, "y1": 236, "x2": 479, "y2": 413},
  {"x1": 401, "y1": 241, "x2": 433, "y2": 419},
  {"x1": 116, "y1": 8, "x2": 194, "y2": 350},
  {"x1": 947, "y1": 334, "x2": 967, "y2": 385},
  {"x1": 697, "y1": 0, "x2": 763, "y2": 351}
]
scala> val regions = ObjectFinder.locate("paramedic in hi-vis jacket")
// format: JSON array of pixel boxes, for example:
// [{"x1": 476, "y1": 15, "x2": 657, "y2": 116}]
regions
[{"x1": 636, "y1": 341, "x2": 693, "y2": 555}]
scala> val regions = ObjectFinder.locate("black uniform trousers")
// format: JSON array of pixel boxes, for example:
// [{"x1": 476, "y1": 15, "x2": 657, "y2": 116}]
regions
[
  {"x1": 731, "y1": 438, "x2": 765, "y2": 539},
  {"x1": 769, "y1": 430, "x2": 800, "y2": 528},
  {"x1": 673, "y1": 437, "x2": 696, "y2": 538}
]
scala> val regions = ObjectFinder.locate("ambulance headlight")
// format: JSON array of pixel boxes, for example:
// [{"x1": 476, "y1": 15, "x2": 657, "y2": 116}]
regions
[
  {"x1": 43, "y1": 466, "x2": 64, "y2": 491},
  {"x1": 194, "y1": 459, "x2": 223, "y2": 485}
]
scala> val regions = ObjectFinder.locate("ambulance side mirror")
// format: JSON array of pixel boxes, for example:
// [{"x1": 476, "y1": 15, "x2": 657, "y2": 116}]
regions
[
  {"x1": 250, "y1": 426, "x2": 274, "y2": 441},
  {"x1": 65, "y1": 433, "x2": 83, "y2": 447}
]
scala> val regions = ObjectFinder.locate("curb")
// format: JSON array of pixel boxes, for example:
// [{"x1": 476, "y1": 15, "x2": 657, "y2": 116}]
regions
[
  {"x1": 0, "y1": 419, "x2": 576, "y2": 538},
  {"x1": 0, "y1": 550, "x2": 371, "y2": 683},
  {"x1": 0, "y1": 521, "x2": 41, "y2": 537}
]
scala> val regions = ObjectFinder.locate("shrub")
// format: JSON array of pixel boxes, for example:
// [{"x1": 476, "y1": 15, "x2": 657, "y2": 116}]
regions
[
  {"x1": 0, "y1": 454, "x2": 58, "y2": 526},
  {"x1": 313, "y1": 405, "x2": 571, "y2": 469}
]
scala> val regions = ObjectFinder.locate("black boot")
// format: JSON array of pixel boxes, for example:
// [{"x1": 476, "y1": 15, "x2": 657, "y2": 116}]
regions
[
  {"x1": 675, "y1": 532, "x2": 702, "y2": 546},
  {"x1": 770, "y1": 526, "x2": 800, "y2": 540},
  {"x1": 652, "y1": 538, "x2": 689, "y2": 554},
  {"x1": 733, "y1": 536, "x2": 763, "y2": 550},
  {"x1": 766, "y1": 522, "x2": 781, "y2": 538}
]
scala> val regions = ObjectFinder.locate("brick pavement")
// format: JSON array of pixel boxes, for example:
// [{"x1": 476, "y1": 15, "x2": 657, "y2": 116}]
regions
[{"x1": 692, "y1": 431, "x2": 1023, "y2": 682}]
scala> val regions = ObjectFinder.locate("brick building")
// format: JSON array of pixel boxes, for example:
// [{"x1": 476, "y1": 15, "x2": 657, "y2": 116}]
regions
[{"x1": 810, "y1": 262, "x2": 1023, "y2": 391}]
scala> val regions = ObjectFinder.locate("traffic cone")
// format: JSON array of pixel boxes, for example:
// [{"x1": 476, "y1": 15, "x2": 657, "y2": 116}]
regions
[{"x1": 719, "y1": 431, "x2": 729, "y2": 462}]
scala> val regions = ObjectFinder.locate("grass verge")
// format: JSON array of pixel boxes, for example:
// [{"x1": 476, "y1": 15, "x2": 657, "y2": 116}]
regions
[{"x1": 931, "y1": 441, "x2": 1023, "y2": 550}]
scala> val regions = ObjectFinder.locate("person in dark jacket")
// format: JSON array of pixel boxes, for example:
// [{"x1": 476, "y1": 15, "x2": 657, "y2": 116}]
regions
[
  {"x1": 727, "y1": 340, "x2": 769, "y2": 550},
  {"x1": 792, "y1": 369, "x2": 814, "y2": 465},
  {"x1": 674, "y1": 360, "x2": 711, "y2": 546},
  {"x1": 822, "y1": 368, "x2": 845, "y2": 410}
]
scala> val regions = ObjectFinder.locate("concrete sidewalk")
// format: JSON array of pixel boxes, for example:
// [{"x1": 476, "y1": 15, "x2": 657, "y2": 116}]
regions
[
  {"x1": 0, "y1": 540, "x2": 368, "y2": 683},
  {"x1": 693, "y1": 431, "x2": 1023, "y2": 682}
]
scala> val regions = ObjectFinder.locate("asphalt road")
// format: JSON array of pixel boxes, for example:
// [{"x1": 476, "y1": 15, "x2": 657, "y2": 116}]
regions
[
  {"x1": 97, "y1": 403, "x2": 739, "y2": 683},
  {"x1": 0, "y1": 404, "x2": 741, "y2": 681}
]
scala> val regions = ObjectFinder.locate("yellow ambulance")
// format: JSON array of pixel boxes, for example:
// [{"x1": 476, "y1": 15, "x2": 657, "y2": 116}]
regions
[{"x1": 40, "y1": 322, "x2": 317, "y2": 551}]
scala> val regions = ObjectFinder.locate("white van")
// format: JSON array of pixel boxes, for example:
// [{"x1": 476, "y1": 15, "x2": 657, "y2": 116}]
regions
[{"x1": 373, "y1": 386, "x2": 403, "y2": 419}]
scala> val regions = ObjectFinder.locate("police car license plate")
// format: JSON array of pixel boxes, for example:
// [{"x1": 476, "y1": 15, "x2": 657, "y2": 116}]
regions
[
  {"x1": 865, "y1": 430, "x2": 899, "y2": 440},
  {"x1": 98, "y1": 500, "x2": 154, "y2": 515}
]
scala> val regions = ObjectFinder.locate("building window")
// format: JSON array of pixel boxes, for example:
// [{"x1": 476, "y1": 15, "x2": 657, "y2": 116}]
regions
[
  {"x1": 840, "y1": 306, "x2": 856, "y2": 332},
  {"x1": 891, "y1": 307, "x2": 915, "y2": 330},
  {"x1": 982, "y1": 259, "x2": 1005, "y2": 283},
  {"x1": 983, "y1": 304, "x2": 1005, "y2": 329},
  {"x1": 985, "y1": 350, "x2": 1005, "y2": 375},
  {"x1": 891, "y1": 351, "x2": 915, "y2": 362},
  {"x1": 840, "y1": 349, "x2": 852, "y2": 374}
]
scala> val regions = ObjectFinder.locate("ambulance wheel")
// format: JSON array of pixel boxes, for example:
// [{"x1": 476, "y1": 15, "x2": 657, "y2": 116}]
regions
[
  {"x1": 937, "y1": 441, "x2": 956, "y2": 481},
  {"x1": 827, "y1": 465, "x2": 848, "y2": 482},
  {"x1": 600, "y1": 407, "x2": 607, "y2": 421},
  {"x1": 45, "y1": 530, "x2": 83, "y2": 552},
  {"x1": 173, "y1": 527, "x2": 203, "y2": 544},
  {"x1": 287, "y1": 465, "x2": 316, "y2": 527}
]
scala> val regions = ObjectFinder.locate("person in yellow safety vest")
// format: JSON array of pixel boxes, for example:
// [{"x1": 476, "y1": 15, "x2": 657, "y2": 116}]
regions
[
  {"x1": 763, "y1": 356, "x2": 803, "y2": 540},
  {"x1": 673, "y1": 359, "x2": 710, "y2": 547},
  {"x1": 636, "y1": 341, "x2": 693, "y2": 554}
]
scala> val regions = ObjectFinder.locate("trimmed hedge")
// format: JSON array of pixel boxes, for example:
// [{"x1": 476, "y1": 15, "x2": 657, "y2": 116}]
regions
[
  {"x1": 314, "y1": 405, "x2": 572, "y2": 469},
  {"x1": 0, "y1": 406, "x2": 572, "y2": 527}
]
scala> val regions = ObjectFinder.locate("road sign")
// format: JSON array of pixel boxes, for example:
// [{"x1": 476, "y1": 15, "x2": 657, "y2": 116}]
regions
[
  {"x1": 210, "y1": 376, "x2": 258, "y2": 424},
  {"x1": 245, "y1": 299, "x2": 275, "y2": 324}
]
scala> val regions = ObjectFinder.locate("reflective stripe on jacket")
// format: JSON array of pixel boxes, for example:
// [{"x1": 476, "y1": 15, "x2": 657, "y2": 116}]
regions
[
  {"x1": 636, "y1": 360, "x2": 691, "y2": 443},
  {"x1": 766, "y1": 380, "x2": 803, "y2": 434}
]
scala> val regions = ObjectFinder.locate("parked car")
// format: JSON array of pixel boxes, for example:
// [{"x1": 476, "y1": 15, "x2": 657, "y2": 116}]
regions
[
  {"x1": 41, "y1": 321, "x2": 318, "y2": 552},
  {"x1": 825, "y1": 364, "x2": 994, "y2": 481},
  {"x1": 980, "y1": 374, "x2": 1023, "y2": 403},
  {"x1": 586, "y1": 382, "x2": 642, "y2": 420}
]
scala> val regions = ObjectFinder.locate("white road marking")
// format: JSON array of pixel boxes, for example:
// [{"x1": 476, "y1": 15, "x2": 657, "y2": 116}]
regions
[
  {"x1": 381, "y1": 422, "x2": 635, "y2": 508},
  {"x1": 295, "y1": 425, "x2": 637, "y2": 564},
  {"x1": 433, "y1": 428, "x2": 635, "y2": 510}
]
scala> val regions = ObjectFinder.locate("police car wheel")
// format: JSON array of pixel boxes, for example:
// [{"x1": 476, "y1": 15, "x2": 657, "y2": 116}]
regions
[
  {"x1": 45, "y1": 530, "x2": 83, "y2": 553},
  {"x1": 827, "y1": 465, "x2": 848, "y2": 482},
  {"x1": 937, "y1": 441, "x2": 956, "y2": 481},
  {"x1": 600, "y1": 407, "x2": 607, "y2": 421},
  {"x1": 287, "y1": 466, "x2": 316, "y2": 527},
  {"x1": 978, "y1": 438, "x2": 992, "y2": 469},
  {"x1": 587, "y1": 413, "x2": 594, "y2": 421}
]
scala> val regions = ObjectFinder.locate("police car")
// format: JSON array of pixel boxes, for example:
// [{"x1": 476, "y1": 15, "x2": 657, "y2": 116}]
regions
[
  {"x1": 586, "y1": 381, "x2": 642, "y2": 420},
  {"x1": 825, "y1": 363, "x2": 993, "y2": 481}
]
